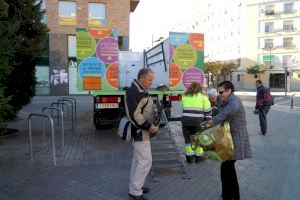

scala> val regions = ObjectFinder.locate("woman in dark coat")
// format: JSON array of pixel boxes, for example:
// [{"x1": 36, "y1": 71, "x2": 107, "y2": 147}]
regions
[{"x1": 207, "y1": 81, "x2": 252, "y2": 200}]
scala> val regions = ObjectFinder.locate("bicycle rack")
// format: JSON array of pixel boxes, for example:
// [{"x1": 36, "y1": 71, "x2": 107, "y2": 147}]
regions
[
  {"x1": 51, "y1": 102, "x2": 72, "y2": 130},
  {"x1": 62, "y1": 97, "x2": 76, "y2": 123},
  {"x1": 42, "y1": 106, "x2": 64, "y2": 149},
  {"x1": 28, "y1": 113, "x2": 57, "y2": 166},
  {"x1": 58, "y1": 99, "x2": 74, "y2": 130}
]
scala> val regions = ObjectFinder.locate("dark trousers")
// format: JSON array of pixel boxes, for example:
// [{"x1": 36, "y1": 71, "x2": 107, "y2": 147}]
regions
[
  {"x1": 259, "y1": 106, "x2": 270, "y2": 134},
  {"x1": 221, "y1": 160, "x2": 240, "y2": 200},
  {"x1": 182, "y1": 126, "x2": 202, "y2": 143}
]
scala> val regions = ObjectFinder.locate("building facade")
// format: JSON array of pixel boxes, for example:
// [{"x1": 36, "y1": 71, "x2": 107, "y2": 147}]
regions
[
  {"x1": 191, "y1": 0, "x2": 246, "y2": 88},
  {"x1": 192, "y1": 0, "x2": 300, "y2": 91},
  {"x1": 239, "y1": 0, "x2": 300, "y2": 91},
  {"x1": 36, "y1": 0, "x2": 139, "y2": 95}
]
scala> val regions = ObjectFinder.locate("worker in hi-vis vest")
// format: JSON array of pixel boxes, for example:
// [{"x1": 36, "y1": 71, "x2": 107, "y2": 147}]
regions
[{"x1": 181, "y1": 82, "x2": 212, "y2": 163}]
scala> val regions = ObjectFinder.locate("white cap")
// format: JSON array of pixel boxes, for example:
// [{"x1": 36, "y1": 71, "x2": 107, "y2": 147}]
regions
[{"x1": 207, "y1": 88, "x2": 218, "y2": 97}]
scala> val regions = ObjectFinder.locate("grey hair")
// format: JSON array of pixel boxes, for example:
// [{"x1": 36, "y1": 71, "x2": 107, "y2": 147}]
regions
[{"x1": 137, "y1": 68, "x2": 154, "y2": 79}]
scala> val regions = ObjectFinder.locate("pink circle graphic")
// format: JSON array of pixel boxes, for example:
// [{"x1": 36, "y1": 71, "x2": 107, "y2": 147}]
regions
[
  {"x1": 182, "y1": 67, "x2": 205, "y2": 90},
  {"x1": 96, "y1": 37, "x2": 118, "y2": 64}
]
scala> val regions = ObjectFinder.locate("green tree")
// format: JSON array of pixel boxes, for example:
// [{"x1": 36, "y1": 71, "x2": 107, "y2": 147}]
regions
[
  {"x1": 2, "y1": 0, "x2": 48, "y2": 119},
  {"x1": 0, "y1": 0, "x2": 17, "y2": 134},
  {"x1": 205, "y1": 61, "x2": 223, "y2": 87},
  {"x1": 246, "y1": 64, "x2": 268, "y2": 79},
  {"x1": 220, "y1": 63, "x2": 238, "y2": 76}
]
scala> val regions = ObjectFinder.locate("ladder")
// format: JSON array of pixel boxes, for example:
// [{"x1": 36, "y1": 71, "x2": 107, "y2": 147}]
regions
[{"x1": 150, "y1": 100, "x2": 190, "y2": 180}]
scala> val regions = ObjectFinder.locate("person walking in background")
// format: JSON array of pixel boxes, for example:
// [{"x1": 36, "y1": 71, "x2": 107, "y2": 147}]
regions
[
  {"x1": 181, "y1": 82, "x2": 212, "y2": 163},
  {"x1": 206, "y1": 81, "x2": 252, "y2": 200},
  {"x1": 126, "y1": 68, "x2": 159, "y2": 200},
  {"x1": 255, "y1": 80, "x2": 273, "y2": 136}
]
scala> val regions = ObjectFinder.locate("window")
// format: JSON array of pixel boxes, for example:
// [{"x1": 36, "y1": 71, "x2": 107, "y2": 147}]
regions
[
  {"x1": 283, "y1": 37, "x2": 293, "y2": 48},
  {"x1": 264, "y1": 39, "x2": 273, "y2": 49},
  {"x1": 237, "y1": 74, "x2": 241, "y2": 82},
  {"x1": 41, "y1": 0, "x2": 46, "y2": 24},
  {"x1": 283, "y1": 20, "x2": 293, "y2": 31},
  {"x1": 270, "y1": 73, "x2": 285, "y2": 88},
  {"x1": 282, "y1": 55, "x2": 293, "y2": 67},
  {"x1": 265, "y1": 5, "x2": 274, "y2": 15},
  {"x1": 265, "y1": 22, "x2": 274, "y2": 32},
  {"x1": 284, "y1": 3, "x2": 294, "y2": 13},
  {"x1": 88, "y1": 3, "x2": 105, "y2": 19},
  {"x1": 59, "y1": 1, "x2": 76, "y2": 17}
]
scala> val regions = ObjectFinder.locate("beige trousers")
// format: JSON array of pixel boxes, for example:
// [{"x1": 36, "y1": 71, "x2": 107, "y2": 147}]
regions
[{"x1": 129, "y1": 140, "x2": 152, "y2": 196}]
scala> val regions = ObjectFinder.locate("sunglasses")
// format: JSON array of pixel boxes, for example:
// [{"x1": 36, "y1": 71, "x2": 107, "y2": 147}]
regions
[{"x1": 218, "y1": 90, "x2": 225, "y2": 95}]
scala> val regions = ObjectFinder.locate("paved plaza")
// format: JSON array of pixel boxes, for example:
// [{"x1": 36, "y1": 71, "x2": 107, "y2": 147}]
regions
[{"x1": 1, "y1": 95, "x2": 300, "y2": 200}]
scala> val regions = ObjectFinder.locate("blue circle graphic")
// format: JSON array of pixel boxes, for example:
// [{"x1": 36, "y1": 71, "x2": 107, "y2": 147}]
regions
[
  {"x1": 78, "y1": 57, "x2": 105, "y2": 79},
  {"x1": 169, "y1": 32, "x2": 189, "y2": 46}
]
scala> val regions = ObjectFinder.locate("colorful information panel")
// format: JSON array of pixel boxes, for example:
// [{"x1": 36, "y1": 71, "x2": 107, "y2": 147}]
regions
[
  {"x1": 76, "y1": 28, "x2": 119, "y2": 91},
  {"x1": 169, "y1": 32, "x2": 205, "y2": 90}
]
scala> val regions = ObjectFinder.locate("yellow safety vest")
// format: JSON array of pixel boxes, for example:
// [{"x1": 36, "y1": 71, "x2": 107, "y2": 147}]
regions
[{"x1": 182, "y1": 93, "x2": 212, "y2": 118}]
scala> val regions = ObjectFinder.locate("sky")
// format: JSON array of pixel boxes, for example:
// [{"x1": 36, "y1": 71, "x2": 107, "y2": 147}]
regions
[{"x1": 129, "y1": 0, "x2": 208, "y2": 51}]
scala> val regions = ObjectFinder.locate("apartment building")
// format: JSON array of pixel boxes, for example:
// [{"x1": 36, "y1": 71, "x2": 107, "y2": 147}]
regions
[
  {"x1": 191, "y1": 0, "x2": 246, "y2": 88},
  {"x1": 192, "y1": 0, "x2": 300, "y2": 91},
  {"x1": 36, "y1": 0, "x2": 139, "y2": 95},
  {"x1": 237, "y1": 0, "x2": 300, "y2": 90}
]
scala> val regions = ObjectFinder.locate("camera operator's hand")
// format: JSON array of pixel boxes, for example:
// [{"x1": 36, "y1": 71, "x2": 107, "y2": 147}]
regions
[{"x1": 149, "y1": 124, "x2": 159, "y2": 133}]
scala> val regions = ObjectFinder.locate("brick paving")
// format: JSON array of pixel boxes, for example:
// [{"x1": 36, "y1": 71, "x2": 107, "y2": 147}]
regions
[{"x1": 1, "y1": 96, "x2": 300, "y2": 200}]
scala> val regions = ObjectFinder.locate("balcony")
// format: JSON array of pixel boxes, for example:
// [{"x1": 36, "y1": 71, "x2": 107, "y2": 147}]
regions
[
  {"x1": 283, "y1": 25, "x2": 296, "y2": 32},
  {"x1": 263, "y1": 45, "x2": 297, "y2": 51},
  {"x1": 283, "y1": 10, "x2": 297, "y2": 14},
  {"x1": 265, "y1": 10, "x2": 275, "y2": 15},
  {"x1": 262, "y1": 9, "x2": 297, "y2": 17},
  {"x1": 130, "y1": 0, "x2": 140, "y2": 12},
  {"x1": 283, "y1": 45, "x2": 296, "y2": 49},
  {"x1": 264, "y1": 28, "x2": 297, "y2": 35}
]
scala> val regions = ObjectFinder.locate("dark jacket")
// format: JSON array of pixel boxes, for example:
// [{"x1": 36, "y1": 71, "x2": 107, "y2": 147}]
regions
[
  {"x1": 212, "y1": 93, "x2": 252, "y2": 160},
  {"x1": 126, "y1": 79, "x2": 155, "y2": 141},
  {"x1": 256, "y1": 85, "x2": 272, "y2": 109}
]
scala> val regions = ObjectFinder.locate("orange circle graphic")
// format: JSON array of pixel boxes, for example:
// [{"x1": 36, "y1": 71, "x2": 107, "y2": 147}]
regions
[
  {"x1": 106, "y1": 63, "x2": 118, "y2": 88},
  {"x1": 169, "y1": 63, "x2": 182, "y2": 87},
  {"x1": 189, "y1": 33, "x2": 204, "y2": 51},
  {"x1": 88, "y1": 28, "x2": 112, "y2": 39}
]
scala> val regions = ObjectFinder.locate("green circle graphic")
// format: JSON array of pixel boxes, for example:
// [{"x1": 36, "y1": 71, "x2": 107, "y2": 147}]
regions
[
  {"x1": 174, "y1": 44, "x2": 197, "y2": 69},
  {"x1": 76, "y1": 31, "x2": 96, "y2": 59}
]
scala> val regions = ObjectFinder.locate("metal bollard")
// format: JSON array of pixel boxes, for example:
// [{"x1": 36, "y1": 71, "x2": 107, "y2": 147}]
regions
[
  {"x1": 42, "y1": 107, "x2": 64, "y2": 149},
  {"x1": 62, "y1": 97, "x2": 77, "y2": 123},
  {"x1": 291, "y1": 97, "x2": 294, "y2": 109},
  {"x1": 58, "y1": 99, "x2": 74, "y2": 130},
  {"x1": 51, "y1": 102, "x2": 69, "y2": 128},
  {"x1": 28, "y1": 113, "x2": 56, "y2": 166}
]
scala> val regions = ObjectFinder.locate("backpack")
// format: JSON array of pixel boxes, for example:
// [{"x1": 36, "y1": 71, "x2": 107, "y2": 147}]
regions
[
  {"x1": 117, "y1": 117, "x2": 134, "y2": 142},
  {"x1": 263, "y1": 88, "x2": 274, "y2": 106},
  {"x1": 117, "y1": 93, "x2": 149, "y2": 142}
]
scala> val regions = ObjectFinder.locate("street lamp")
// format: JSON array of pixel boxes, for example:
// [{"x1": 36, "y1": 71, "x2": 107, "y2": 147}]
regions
[
  {"x1": 284, "y1": 66, "x2": 288, "y2": 96},
  {"x1": 152, "y1": 35, "x2": 164, "y2": 47}
]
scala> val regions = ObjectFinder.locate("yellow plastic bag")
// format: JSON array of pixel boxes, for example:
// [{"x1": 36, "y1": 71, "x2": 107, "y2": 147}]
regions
[{"x1": 194, "y1": 122, "x2": 234, "y2": 162}]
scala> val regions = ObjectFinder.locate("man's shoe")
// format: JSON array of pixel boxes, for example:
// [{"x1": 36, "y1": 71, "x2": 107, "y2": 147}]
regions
[
  {"x1": 142, "y1": 187, "x2": 150, "y2": 194},
  {"x1": 258, "y1": 132, "x2": 266, "y2": 136},
  {"x1": 128, "y1": 194, "x2": 148, "y2": 200}
]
